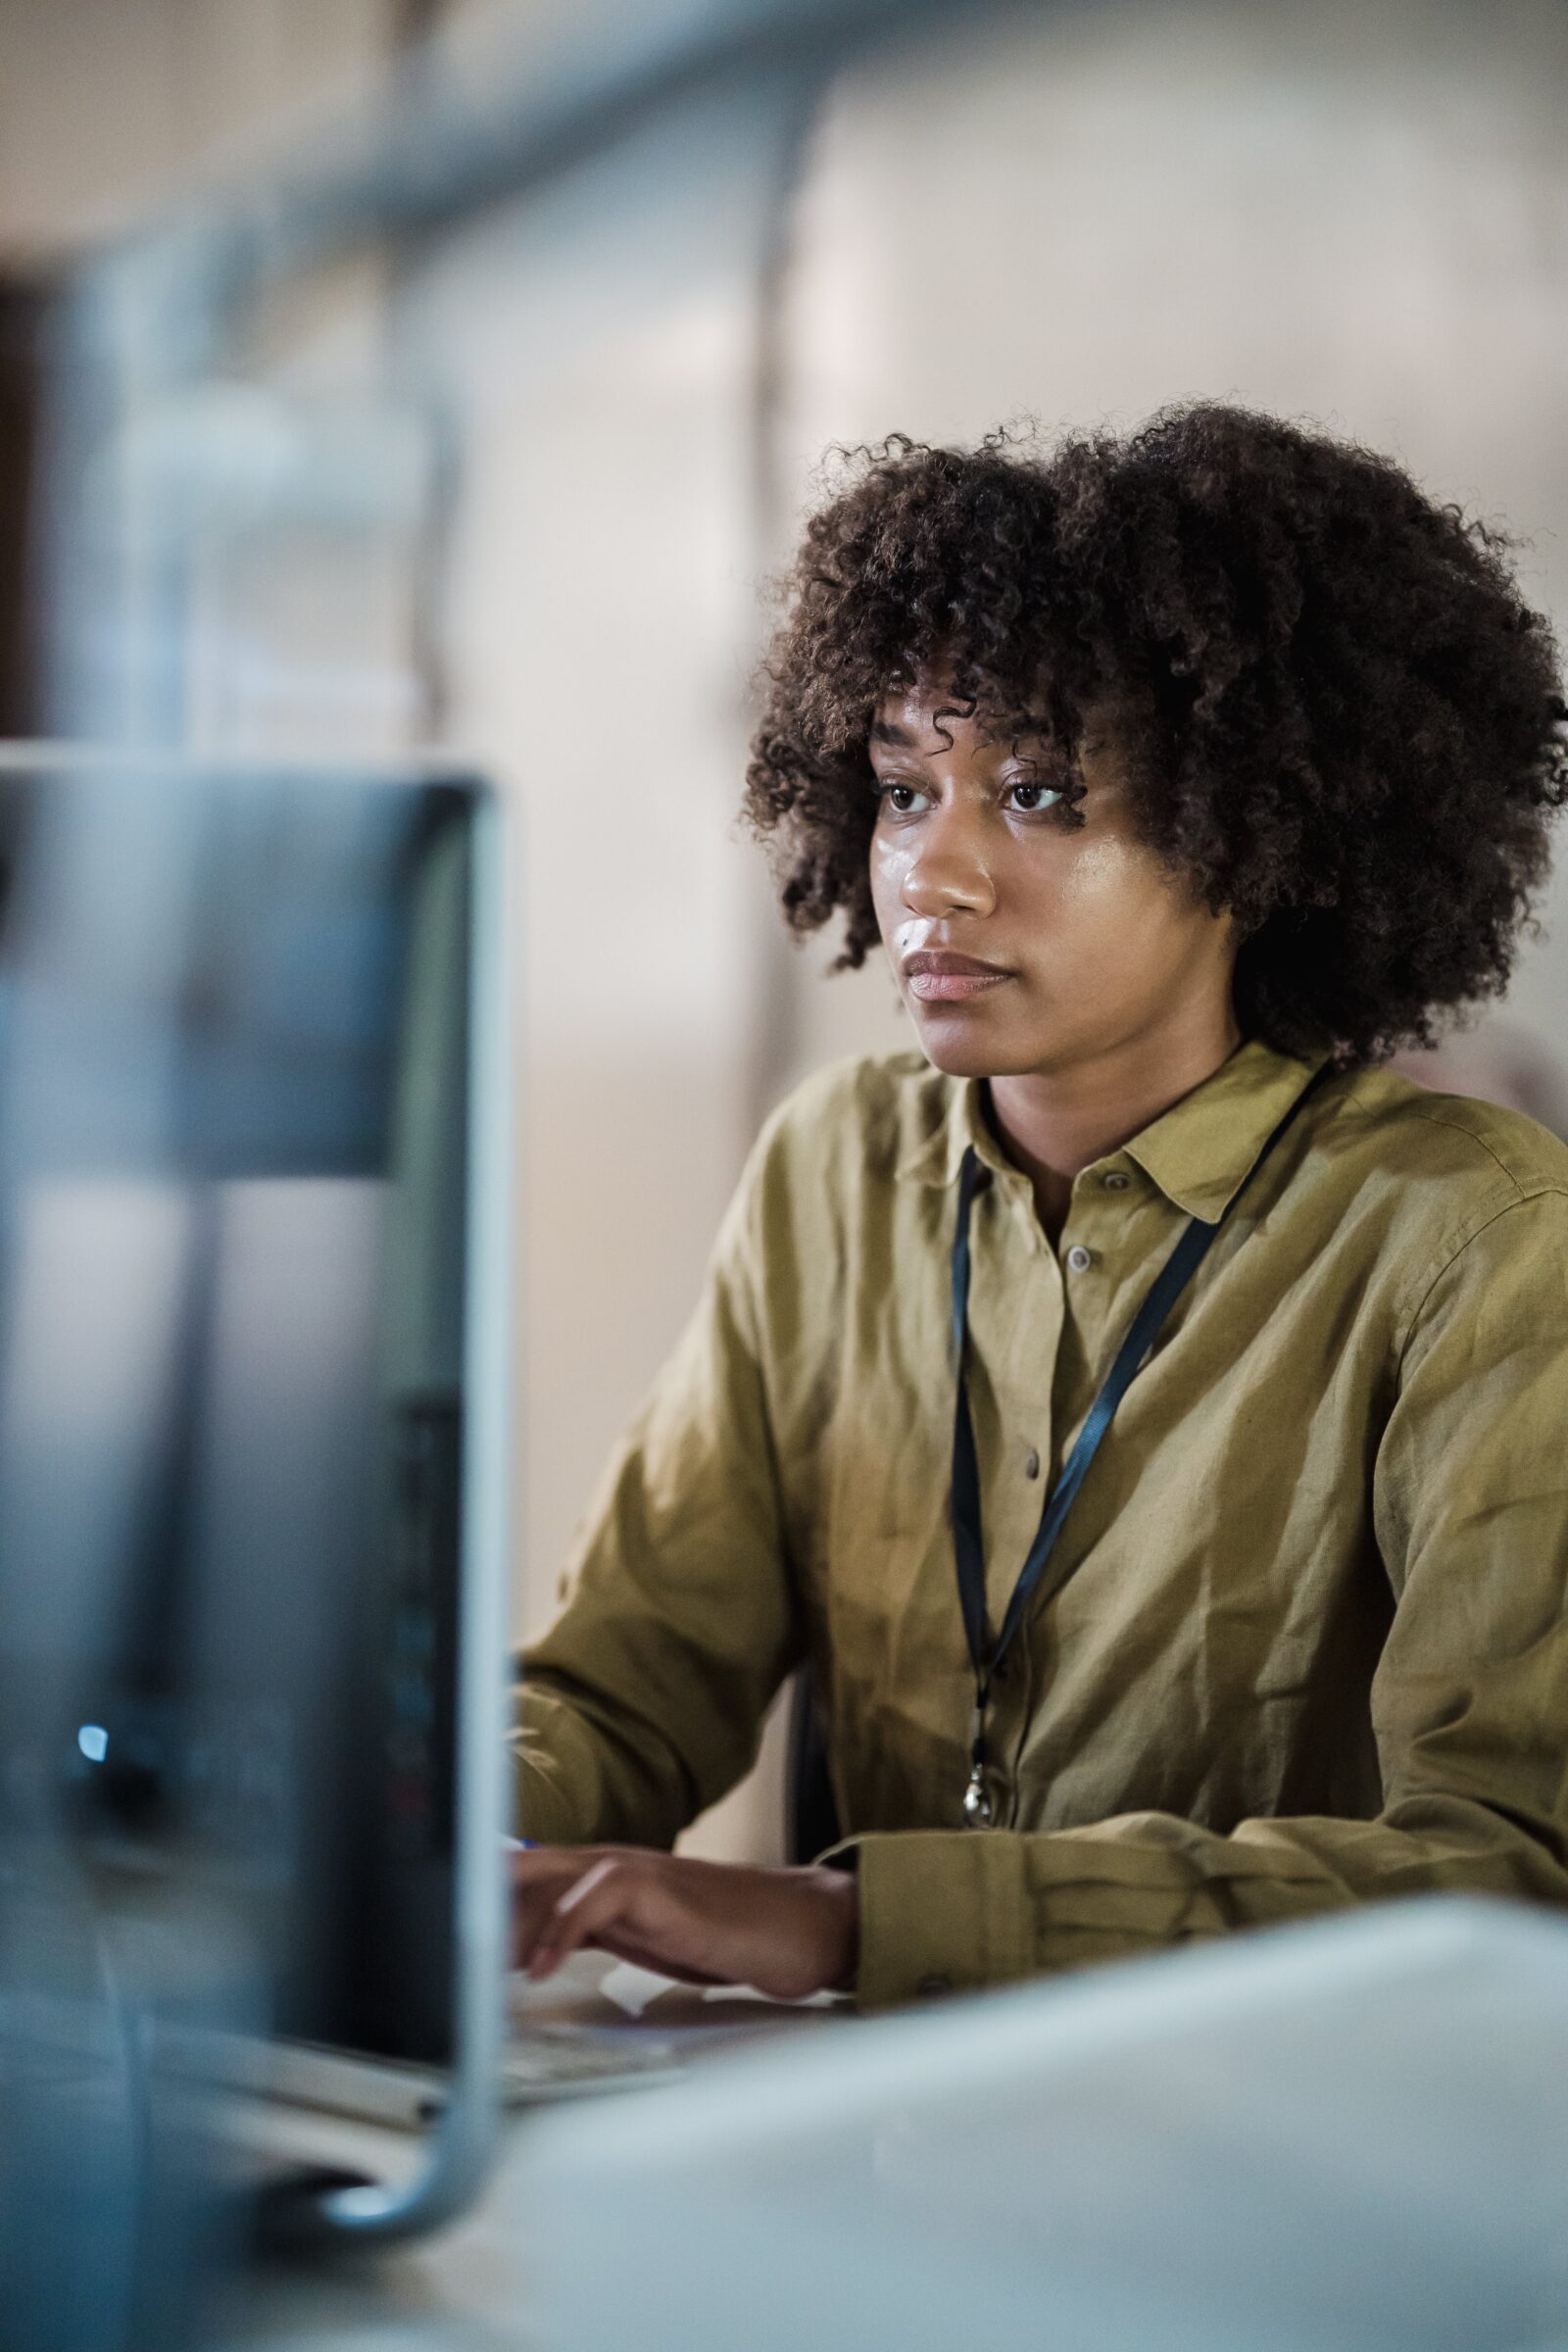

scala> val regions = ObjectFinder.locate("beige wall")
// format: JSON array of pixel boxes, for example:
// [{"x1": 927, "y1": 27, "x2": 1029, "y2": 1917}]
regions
[{"x1": 0, "y1": 0, "x2": 397, "y2": 262}]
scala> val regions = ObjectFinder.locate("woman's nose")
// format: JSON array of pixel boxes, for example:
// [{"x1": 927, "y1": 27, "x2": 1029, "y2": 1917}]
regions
[{"x1": 900, "y1": 809, "x2": 996, "y2": 919}]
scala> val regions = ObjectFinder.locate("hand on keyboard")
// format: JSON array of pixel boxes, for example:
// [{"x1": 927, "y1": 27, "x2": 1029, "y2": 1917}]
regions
[{"x1": 511, "y1": 1845, "x2": 859, "y2": 2003}]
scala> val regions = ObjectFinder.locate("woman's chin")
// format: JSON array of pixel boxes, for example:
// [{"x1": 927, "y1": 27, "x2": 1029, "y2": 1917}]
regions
[
  {"x1": 912, "y1": 1025, "x2": 1034, "y2": 1082},
  {"x1": 909, "y1": 999, "x2": 1074, "y2": 1080}
]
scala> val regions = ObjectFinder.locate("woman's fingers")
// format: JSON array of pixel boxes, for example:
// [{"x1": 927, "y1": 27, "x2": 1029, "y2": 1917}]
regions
[
  {"x1": 527, "y1": 1855, "x2": 657, "y2": 1981},
  {"x1": 508, "y1": 1845, "x2": 859, "y2": 1997},
  {"x1": 518, "y1": 1849, "x2": 732, "y2": 1985},
  {"x1": 511, "y1": 1845, "x2": 608, "y2": 1969},
  {"x1": 526, "y1": 1855, "x2": 623, "y2": 1980}
]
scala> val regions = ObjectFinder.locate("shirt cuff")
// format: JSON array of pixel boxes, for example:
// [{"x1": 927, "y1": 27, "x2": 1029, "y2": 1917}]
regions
[{"x1": 832, "y1": 1829, "x2": 1036, "y2": 2011}]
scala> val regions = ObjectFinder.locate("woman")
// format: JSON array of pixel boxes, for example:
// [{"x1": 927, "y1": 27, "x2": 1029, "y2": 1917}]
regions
[{"x1": 512, "y1": 401, "x2": 1568, "y2": 2007}]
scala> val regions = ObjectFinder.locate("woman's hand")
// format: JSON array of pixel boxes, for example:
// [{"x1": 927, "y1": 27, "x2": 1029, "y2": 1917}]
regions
[{"x1": 511, "y1": 1845, "x2": 858, "y2": 2002}]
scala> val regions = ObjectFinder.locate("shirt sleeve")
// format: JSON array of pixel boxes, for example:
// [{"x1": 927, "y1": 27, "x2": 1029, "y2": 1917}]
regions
[
  {"x1": 511, "y1": 1124, "x2": 803, "y2": 1851},
  {"x1": 842, "y1": 1184, "x2": 1568, "y2": 2011}
]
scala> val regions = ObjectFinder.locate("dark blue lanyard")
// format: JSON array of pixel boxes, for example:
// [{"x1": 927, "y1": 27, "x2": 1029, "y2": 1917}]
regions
[{"x1": 950, "y1": 1059, "x2": 1334, "y2": 1827}]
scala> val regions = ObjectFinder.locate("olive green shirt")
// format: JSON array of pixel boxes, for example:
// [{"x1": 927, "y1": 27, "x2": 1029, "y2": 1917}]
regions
[{"x1": 513, "y1": 1036, "x2": 1568, "y2": 2009}]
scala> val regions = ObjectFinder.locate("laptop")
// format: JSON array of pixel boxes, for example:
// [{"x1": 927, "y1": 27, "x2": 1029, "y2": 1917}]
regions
[{"x1": 0, "y1": 748, "x2": 693, "y2": 2261}]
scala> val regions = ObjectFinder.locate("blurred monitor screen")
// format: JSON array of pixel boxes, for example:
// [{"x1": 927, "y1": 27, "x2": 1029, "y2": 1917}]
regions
[{"x1": 0, "y1": 753, "x2": 486, "y2": 2069}]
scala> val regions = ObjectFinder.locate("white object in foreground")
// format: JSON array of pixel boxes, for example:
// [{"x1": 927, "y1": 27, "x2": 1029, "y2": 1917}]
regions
[{"x1": 511, "y1": 1895, "x2": 1568, "y2": 2352}]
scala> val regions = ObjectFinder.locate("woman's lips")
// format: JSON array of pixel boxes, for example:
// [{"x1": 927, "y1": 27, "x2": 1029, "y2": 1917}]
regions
[
  {"x1": 905, "y1": 963, "x2": 1013, "y2": 1004},
  {"x1": 907, "y1": 969, "x2": 1011, "y2": 1003}
]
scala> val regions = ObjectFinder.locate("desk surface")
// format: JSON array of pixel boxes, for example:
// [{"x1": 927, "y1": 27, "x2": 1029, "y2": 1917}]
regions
[
  {"x1": 184, "y1": 1900, "x2": 1568, "y2": 2351},
  {"x1": 209, "y1": 1954, "x2": 852, "y2": 2350}
]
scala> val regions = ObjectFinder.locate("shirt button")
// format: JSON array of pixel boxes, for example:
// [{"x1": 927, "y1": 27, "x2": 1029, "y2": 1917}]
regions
[
  {"x1": 915, "y1": 1972, "x2": 953, "y2": 1999},
  {"x1": 1102, "y1": 1171, "x2": 1130, "y2": 1192},
  {"x1": 1024, "y1": 1447, "x2": 1041, "y2": 1480},
  {"x1": 1065, "y1": 1244, "x2": 1094, "y2": 1273}
]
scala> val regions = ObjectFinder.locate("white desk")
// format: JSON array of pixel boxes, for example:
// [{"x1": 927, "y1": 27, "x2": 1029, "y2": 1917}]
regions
[
  {"x1": 210, "y1": 1899, "x2": 1568, "y2": 2352},
  {"x1": 514, "y1": 1898, "x2": 1568, "y2": 2352}
]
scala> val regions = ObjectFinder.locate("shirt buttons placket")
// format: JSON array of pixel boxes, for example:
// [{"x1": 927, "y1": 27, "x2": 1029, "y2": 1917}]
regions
[{"x1": 1065, "y1": 1243, "x2": 1095, "y2": 1274}]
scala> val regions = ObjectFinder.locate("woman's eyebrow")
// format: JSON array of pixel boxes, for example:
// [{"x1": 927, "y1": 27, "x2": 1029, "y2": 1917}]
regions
[{"x1": 869, "y1": 718, "x2": 918, "y2": 747}]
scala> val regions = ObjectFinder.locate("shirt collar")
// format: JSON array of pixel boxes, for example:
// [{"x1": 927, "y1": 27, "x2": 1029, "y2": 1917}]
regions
[{"x1": 894, "y1": 1036, "x2": 1337, "y2": 1223}]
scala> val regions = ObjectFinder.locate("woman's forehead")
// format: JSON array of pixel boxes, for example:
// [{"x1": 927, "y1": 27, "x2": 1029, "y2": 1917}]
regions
[{"x1": 870, "y1": 674, "x2": 1062, "y2": 751}]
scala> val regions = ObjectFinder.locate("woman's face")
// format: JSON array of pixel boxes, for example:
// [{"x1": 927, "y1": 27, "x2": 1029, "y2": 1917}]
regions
[{"x1": 867, "y1": 675, "x2": 1240, "y2": 1080}]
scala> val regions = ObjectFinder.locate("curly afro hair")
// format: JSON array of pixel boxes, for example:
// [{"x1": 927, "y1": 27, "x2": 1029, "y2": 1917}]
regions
[{"x1": 743, "y1": 402, "x2": 1568, "y2": 1067}]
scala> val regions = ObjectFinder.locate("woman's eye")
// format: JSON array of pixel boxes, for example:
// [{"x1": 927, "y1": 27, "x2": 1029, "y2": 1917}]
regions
[
  {"x1": 1004, "y1": 780, "x2": 1062, "y2": 813},
  {"x1": 877, "y1": 782, "x2": 929, "y2": 814}
]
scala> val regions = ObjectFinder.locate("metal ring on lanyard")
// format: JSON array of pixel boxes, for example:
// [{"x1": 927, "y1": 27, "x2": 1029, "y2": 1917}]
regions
[{"x1": 949, "y1": 1058, "x2": 1336, "y2": 1827}]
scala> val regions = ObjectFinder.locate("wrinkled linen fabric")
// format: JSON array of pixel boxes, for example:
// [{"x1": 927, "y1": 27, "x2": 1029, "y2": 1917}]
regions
[{"x1": 513, "y1": 1034, "x2": 1568, "y2": 2009}]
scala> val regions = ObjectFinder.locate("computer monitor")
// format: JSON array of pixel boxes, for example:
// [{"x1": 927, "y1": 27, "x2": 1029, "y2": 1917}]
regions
[{"x1": 0, "y1": 749, "x2": 512, "y2": 2243}]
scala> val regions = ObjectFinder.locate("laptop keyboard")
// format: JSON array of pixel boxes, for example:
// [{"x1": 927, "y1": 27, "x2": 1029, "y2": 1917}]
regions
[{"x1": 503, "y1": 2026, "x2": 685, "y2": 2103}]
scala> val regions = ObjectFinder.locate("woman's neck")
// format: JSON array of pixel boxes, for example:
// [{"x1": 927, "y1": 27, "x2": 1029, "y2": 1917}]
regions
[{"x1": 985, "y1": 1008, "x2": 1245, "y2": 1246}]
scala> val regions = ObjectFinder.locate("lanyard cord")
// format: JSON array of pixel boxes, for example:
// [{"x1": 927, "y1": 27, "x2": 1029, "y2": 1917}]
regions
[{"x1": 949, "y1": 1058, "x2": 1336, "y2": 1825}]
